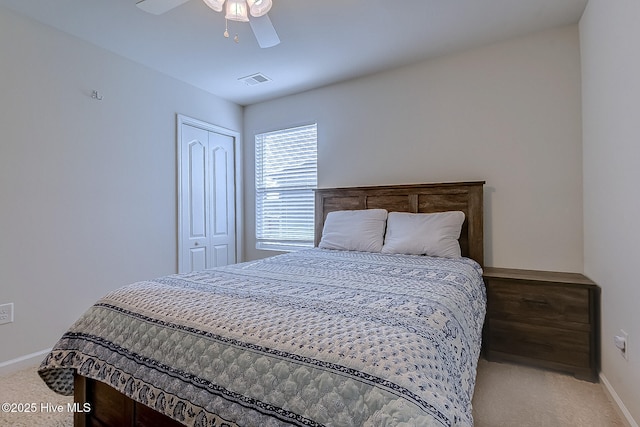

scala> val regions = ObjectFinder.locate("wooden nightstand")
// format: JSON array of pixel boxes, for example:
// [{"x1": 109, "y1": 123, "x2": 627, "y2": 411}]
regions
[{"x1": 482, "y1": 267, "x2": 601, "y2": 382}]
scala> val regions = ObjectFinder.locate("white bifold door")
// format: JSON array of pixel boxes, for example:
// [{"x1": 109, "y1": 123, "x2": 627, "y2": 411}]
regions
[{"x1": 178, "y1": 116, "x2": 238, "y2": 273}]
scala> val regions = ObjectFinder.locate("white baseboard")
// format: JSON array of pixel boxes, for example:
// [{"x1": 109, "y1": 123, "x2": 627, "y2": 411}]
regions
[
  {"x1": 0, "y1": 349, "x2": 51, "y2": 377},
  {"x1": 600, "y1": 372, "x2": 639, "y2": 427}
]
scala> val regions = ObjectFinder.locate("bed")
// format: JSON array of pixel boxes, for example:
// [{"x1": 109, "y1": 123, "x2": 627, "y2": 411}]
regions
[{"x1": 39, "y1": 181, "x2": 486, "y2": 427}]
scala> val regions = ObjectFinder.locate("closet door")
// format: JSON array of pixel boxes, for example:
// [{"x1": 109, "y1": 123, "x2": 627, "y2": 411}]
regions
[
  {"x1": 180, "y1": 124, "x2": 210, "y2": 272},
  {"x1": 208, "y1": 131, "x2": 236, "y2": 267},
  {"x1": 178, "y1": 117, "x2": 238, "y2": 273}
]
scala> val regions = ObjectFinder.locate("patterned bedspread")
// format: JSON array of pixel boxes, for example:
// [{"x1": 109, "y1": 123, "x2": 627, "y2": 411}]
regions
[{"x1": 39, "y1": 249, "x2": 486, "y2": 427}]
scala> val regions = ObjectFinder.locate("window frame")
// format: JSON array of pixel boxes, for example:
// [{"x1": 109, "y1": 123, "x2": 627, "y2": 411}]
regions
[{"x1": 254, "y1": 123, "x2": 318, "y2": 252}]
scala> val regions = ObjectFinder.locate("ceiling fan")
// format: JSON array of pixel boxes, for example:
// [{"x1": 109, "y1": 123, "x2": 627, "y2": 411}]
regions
[{"x1": 136, "y1": 0, "x2": 281, "y2": 48}]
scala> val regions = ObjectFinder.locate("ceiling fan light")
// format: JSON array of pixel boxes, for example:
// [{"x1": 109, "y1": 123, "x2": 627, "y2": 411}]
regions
[
  {"x1": 225, "y1": 0, "x2": 249, "y2": 22},
  {"x1": 247, "y1": 0, "x2": 272, "y2": 17},
  {"x1": 202, "y1": 0, "x2": 225, "y2": 12}
]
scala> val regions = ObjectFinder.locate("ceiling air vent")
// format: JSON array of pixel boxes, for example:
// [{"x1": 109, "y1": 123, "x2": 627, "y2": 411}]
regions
[{"x1": 239, "y1": 73, "x2": 271, "y2": 86}]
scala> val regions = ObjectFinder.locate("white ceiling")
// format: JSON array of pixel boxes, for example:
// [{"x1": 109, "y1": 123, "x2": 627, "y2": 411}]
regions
[{"x1": 0, "y1": 0, "x2": 588, "y2": 106}]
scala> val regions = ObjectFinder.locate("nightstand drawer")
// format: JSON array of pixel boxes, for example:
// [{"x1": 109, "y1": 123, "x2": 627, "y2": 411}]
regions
[
  {"x1": 488, "y1": 319, "x2": 591, "y2": 368},
  {"x1": 487, "y1": 279, "x2": 590, "y2": 325}
]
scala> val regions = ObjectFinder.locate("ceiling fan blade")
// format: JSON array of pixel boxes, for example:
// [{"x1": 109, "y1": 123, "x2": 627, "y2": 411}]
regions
[
  {"x1": 136, "y1": 0, "x2": 191, "y2": 15},
  {"x1": 249, "y1": 14, "x2": 281, "y2": 48}
]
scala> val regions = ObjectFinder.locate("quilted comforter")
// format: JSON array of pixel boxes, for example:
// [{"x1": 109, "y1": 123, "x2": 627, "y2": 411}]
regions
[{"x1": 39, "y1": 248, "x2": 486, "y2": 427}]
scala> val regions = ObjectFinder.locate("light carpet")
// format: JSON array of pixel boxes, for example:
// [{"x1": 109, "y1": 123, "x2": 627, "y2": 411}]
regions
[
  {"x1": 0, "y1": 365, "x2": 72, "y2": 427},
  {"x1": 473, "y1": 359, "x2": 624, "y2": 427},
  {"x1": 0, "y1": 358, "x2": 625, "y2": 426}
]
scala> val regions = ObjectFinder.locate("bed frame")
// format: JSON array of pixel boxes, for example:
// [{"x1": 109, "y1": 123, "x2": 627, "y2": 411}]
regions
[{"x1": 74, "y1": 180, "x2": 485, "y2": 426}]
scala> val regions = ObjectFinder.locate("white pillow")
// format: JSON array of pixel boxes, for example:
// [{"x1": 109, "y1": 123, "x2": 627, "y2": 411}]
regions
[
  {"x1": 381, "y1": 211, "x2": 465, "y2": 258},
  {"x1": 318, "y1": 209, "x2": 388, "y2": 252}
]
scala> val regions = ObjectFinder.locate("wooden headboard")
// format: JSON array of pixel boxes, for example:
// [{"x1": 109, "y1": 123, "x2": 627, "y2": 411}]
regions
[{"x1": 314, "y1": 181, "x2": 485, "y2": 266}]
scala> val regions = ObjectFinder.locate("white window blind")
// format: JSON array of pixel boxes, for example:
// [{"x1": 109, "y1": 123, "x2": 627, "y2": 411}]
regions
[{"x1": 255, "y1": 123, "x2": 317, "y2": 251}]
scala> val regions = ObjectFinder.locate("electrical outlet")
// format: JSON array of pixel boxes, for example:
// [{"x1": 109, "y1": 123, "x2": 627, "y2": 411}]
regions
[
  {"x1": 0, "y1": 303, "x2": 14, "y2": 325},
  {"x1": 614, "y1": 329, "x2": 629, "y2": 361}
]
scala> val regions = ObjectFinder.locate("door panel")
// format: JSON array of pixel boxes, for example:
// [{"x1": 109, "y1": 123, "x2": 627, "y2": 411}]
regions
[
  {"x1": 189, "y1": 246, "x2": 207, "y2": 272},
  {"x1": 212, "y1": 146, "x2": 229, "y2": 235},
  {"x1": 213, "y1": 245, "x2": 228, "y2": 268},
  {"x1": 209, "y1": 132, "x2": 236, "y2": 267},
  {"x1": 188, "y1": 140, "x2": 207, "y2": 239}
]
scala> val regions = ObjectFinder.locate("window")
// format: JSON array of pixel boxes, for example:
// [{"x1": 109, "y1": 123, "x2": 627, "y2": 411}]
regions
[{"x1": 255, "y1": 123, "x2": 318, "y2": 251}]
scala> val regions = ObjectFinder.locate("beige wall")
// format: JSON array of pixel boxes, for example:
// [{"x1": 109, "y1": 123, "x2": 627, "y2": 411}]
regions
[
  {"x1": 581, "y1": 0, "x2": 640, "y2": 423},
  {"x1": 244, "y1": 25, "x2": 584, "y2": 271},
  {"x1": 0, "y1": 8, "x2": 243, "y2": 364}
]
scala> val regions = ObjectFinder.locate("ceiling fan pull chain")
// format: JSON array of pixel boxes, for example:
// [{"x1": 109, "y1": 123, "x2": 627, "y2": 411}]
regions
[{"x1": 223, "y1": 18, "x2": 238, "y2": 43}]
